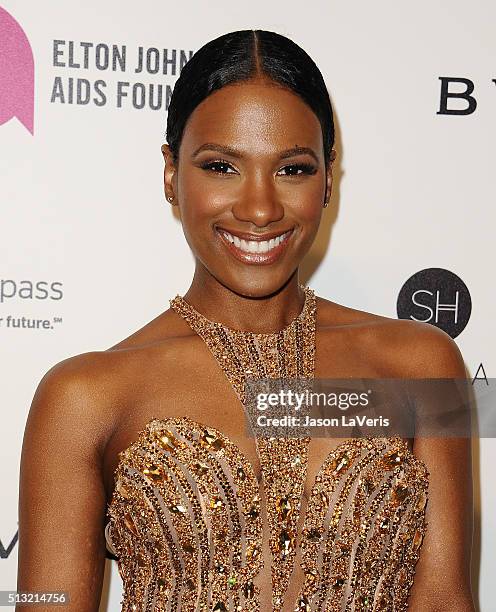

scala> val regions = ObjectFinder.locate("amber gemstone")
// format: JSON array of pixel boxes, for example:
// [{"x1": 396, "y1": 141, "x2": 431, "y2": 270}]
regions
[
  {"x1": 416, "y1": 491, "x2": 427, "y2": 511},
  {"x1": 157, "y1": 429, "x2": 183, "y2": 452},
  {"x1": 276, "y1": 496, "x2": 292, "y2": 519},
  {"x1": 123, "y1": 512, "x2": 139, "y2": 536},
  {"x1": 168, "y1": 503, "x2": 187, "y2": 514},
  {"x1": 237, "y1": 466, "x2": 246, "y2": 480},
  {"x1": 297, "y1": 595, "x2": 311, "y2": 611},
  {"x1": 382, "y1": 450, "x2": 404, "y2": 469},
  {"x1": 243, "y1": 580, "x2": 255, "y2": 599},
  {"x1": 412, "y1": 529, "x2": 424, "y2": 551},
  {"x1": 210, "y1": 496, "x2": 223, "y2": 509},
  {"x1": 306, "y1": 528, "x2": 321, "y2": 542},
  {"x1": 200, "y1": 429, "x2": 225, "y2": 450},
  {"x1": 304, "y1": 570, "x2": 317, "y2": 584},
  {"x1": 278, "y1": 528, "x2": 295, "y2": 557},
  {"x1": 246, "y1": 543, "x2": 260, "y2": 560},
  {"x1": 333, "y1": 577, "x2": 345, "y2": 589},
  {"x1": 143, "y1": 464, "x2": 162, "y2": 481},
  {"x1": 116, "y1": 480, "x2": 132, "y2": 499},
  {"x1": 331, "y1": 452, "x2": 350, "y2": 475},
  {"x1": 192, "y1": 461, "x2": 209, "y2": 475},
  {"x1": 183, "y1": 541, "x2": 195, "y2": 553},
  {"x1": 392, "y1": 484, "x2": 409, "y2": 505},
  {"x1": 379, "y1": 517, "x2": 390, "y2": 532},
  {"x1": 247, "y1": 505, "x2": 259, "y2": 518},
  {"x1": 361, "y1": 478, "x2": 375, "y2": 495},
  {"x1": 246, "y1": 495, "x2": 260, "y2": 518}
]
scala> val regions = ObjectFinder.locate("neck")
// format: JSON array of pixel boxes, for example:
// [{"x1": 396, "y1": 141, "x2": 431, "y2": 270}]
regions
[{"x1": 180, "y1": 269, "x2": 306, "y2": 334}]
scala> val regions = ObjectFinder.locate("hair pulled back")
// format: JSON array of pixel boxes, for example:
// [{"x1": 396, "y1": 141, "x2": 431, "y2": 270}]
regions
[{"x1": 166, "y1": 30, "x2": 334, "y2": 166}]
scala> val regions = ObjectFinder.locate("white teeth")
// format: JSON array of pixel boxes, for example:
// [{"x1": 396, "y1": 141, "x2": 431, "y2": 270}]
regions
[{"x1": 220, "y1": 230, "x2": 290, "y2": 254}]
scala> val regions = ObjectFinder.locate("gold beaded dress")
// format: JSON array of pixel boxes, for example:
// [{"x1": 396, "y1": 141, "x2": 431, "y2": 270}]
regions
[{"x1": 105, "y1": 286, "x2": 429, "y2": 611}]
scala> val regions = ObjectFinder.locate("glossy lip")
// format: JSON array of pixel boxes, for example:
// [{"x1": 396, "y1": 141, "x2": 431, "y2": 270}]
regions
[{"x1": 215, "y1": 226, "x2": 295, "y2": 265}]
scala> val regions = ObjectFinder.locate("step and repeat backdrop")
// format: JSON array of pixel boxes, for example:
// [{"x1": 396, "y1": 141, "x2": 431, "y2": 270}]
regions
[{"x1": 1, "y1": 1, "x2": 494, "y2": 609}]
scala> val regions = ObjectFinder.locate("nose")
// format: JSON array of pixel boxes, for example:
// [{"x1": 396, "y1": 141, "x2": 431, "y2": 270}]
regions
[{"x1": 231, "y1": 170, "x2": 285, "y2": 227}]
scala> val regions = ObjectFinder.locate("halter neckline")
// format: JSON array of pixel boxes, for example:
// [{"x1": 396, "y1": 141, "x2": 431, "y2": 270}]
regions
[{"x1": 170, "y1": 284, "x2": 314, "y2": 337}]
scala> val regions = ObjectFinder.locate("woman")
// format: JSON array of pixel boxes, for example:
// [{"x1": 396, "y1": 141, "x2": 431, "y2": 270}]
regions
[{"x1": 17, "y1": 30, "x2": 474, "y2": 611}]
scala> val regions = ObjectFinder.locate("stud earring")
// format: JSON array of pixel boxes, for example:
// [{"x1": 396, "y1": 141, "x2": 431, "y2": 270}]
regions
[{"x1": 167, "y1": 195, "x2": 174, "y2": 203}]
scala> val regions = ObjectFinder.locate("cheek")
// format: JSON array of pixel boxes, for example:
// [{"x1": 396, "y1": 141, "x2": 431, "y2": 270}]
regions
[
  {"x1": 177, "y1": 169, "x2": 232, "y2": 223},
  {"x1": 285, "y1": 186, "x2": 324, "y2": 226},
  {"x1": 277, "y1": 173, "x2": 326, "y2": 214}
]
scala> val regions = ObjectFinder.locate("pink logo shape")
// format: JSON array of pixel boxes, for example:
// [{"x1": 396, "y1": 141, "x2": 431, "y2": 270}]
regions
[{"x1": 0, "y1": 6, "x2": 34, "y2": 134}]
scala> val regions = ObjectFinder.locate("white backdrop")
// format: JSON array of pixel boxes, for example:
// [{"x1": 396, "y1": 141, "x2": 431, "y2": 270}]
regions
[{"x1": 0, "y1": 1, "x2": 493, "y2": 610}]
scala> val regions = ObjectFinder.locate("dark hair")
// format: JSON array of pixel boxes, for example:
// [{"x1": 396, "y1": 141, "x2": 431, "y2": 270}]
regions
[{"x1": 166, "y1": 29, "x2": 335, "y2": 167}]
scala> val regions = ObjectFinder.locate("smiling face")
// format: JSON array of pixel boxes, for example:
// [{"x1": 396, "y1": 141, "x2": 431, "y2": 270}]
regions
[{"x1": 162, "y1": 77, "x2": 334, "y2": 298}]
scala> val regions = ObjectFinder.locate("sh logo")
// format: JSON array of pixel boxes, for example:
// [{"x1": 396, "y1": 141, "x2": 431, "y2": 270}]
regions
[
  {"x1": 397, "y1": 267, "x2": 471, "y2": 338},
  {"x1": 0, "y1": 6, "x2": 34, "y2": 133}
]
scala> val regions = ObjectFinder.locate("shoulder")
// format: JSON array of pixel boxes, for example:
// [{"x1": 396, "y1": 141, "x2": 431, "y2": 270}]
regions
[
  {"x1": 27, "y1": 350, "x2": 125, "y2": 455},
  {"x1": 33, "y1": 298, "x2": 196, "y2": 402},
  {"x1": 379, "y1": 317, "x2": 467, "y2": 378},
  {"x1": 27, "y1": 341, "x2": 173, "y2": 460},
  {"x1": 33, "y1": 300, "x2": 193, "y2": 414},
  {"x1": 315, "y1": 294, "x2": 467, "y2": 378},
  {"x1": 28, "y1": 307, "x2": 195, "y2": 444}
]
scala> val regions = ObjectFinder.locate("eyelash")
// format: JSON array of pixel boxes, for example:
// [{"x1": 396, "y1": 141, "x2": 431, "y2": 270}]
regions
[{"x1": 199, "y1": 159, "x2": 318, "y2": 177}]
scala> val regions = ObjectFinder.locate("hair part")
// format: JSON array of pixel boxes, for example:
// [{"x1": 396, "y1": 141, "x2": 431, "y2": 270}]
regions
[{"x1": 165, "y1": 30, "x2": 335, "y2": 167}]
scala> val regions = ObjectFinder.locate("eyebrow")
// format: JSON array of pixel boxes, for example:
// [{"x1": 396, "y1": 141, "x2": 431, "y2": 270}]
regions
[{"x1": 191, "y1": 143, "x2": 320, "y2": 164}]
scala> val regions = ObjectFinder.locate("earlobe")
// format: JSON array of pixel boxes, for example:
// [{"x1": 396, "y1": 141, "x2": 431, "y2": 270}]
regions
[
  {"x1": 161, "y1": 143, "x2": 176, "y2": 204},
  {"x1": 323, "y1": 149, "x2": 336, "y2": 207}
]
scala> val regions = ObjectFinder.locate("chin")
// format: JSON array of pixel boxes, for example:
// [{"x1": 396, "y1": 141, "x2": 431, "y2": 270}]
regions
[{"x1": 213, "y1": 269, "x2": 297, "y2": 300}]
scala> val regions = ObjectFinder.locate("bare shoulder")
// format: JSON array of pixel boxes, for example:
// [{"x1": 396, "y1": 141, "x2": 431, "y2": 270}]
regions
[
  {"x1": 27, "y1": 305, "x2": 193, "y2": 444},
  {"x1": 315, "y1": 294, "x2": 467, "y2": 378},
  {"x1": 27, "y1": 350, "x2": 126, "y2": 456}
]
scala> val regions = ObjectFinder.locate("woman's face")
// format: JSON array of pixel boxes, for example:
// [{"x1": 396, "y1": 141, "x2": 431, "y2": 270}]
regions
[{"x1": 162, "y1": 77, "x2": 334, "y2": 298}]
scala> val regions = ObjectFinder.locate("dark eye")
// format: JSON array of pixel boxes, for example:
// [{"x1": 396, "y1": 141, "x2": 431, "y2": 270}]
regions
[
  {"x1": 200, "y1": 160, "x2": 236, "y2": 174},
  {"x1": 278, "y1": 163, "x2": 317, "y2": 176}
]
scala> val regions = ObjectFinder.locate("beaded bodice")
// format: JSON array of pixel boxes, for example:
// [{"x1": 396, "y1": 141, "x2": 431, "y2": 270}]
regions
[{"x1": 105, "y1": 286, "x2": 429, "y2": 611}]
